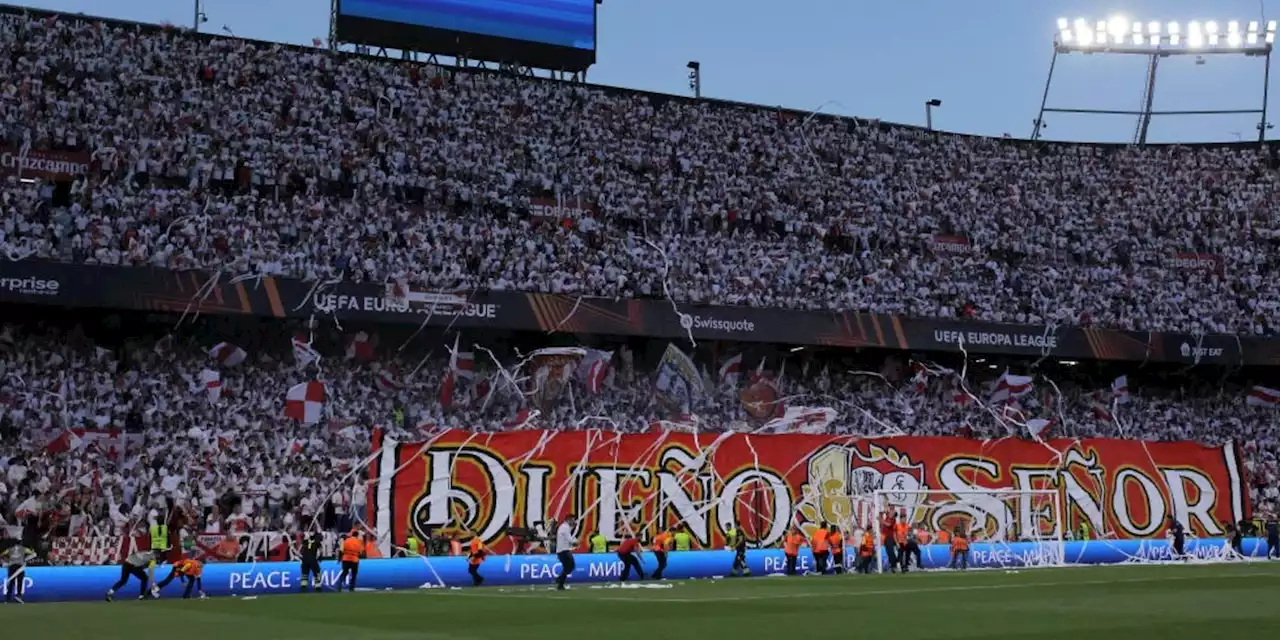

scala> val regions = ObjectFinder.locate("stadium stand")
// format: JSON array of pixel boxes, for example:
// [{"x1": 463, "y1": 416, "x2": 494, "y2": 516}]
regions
[{"x1": 0, "y1": 10, "x2": 1276, "y2": 565}]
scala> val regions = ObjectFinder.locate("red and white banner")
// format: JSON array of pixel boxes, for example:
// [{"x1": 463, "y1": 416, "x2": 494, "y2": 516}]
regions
[
  {"x1": 44, "y1": 429, "x2": 144, "y2": 457},
  {"x1": 1246, "y1": 385, "x2": 1280, "y2": 408},
  {"x1": 370, "y1": 431, "x2": 1249, "y2": 553},
  {"x1": 575, "y1": 349, "x2": 612, "y2": 394},
  {"x1": 759, "y1": 406, "x2": 838, "y2": 434},
  {"x1": 989, "y1": 372, "x2": 1034, "y2": 404}
]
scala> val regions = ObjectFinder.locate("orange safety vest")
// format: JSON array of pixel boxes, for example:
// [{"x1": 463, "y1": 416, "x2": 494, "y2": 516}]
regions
[
  {"x1": 936, "y1": 530, "x2": 951, "y2": 545},
  {"x1": 365, "y1": 541, "x2": 382, "y2": 559},
  {"x1": 341, "y1": 537, "x2": 365, "y2": 563},
  {"x1": 652, "y1": 532, "x2": 672, "y2": 552},
  {"x1": 468, "y1": 539, "x2": 487, "y2": 566},
  {"x1": 951, "y1": 535, "x2": 969, "y2": 552},
  {"x1": 859, "y1": 533, "x2": 875, "y2": 557},
  {"x1": 894, "y1": 522, "x2": 909, "y2": 545},
  {"x1": 811, "y1": 528, "x2": 829, "y2": 553},
  {"x1": 178, "y1": 559, "x2": 204, "y2": 578},
  {"x1": 828, "y1": 531, "x2": 844, "y2": 554},
  {"x1": 784, "y1": 533, "x2": 805, "y2": 556}
]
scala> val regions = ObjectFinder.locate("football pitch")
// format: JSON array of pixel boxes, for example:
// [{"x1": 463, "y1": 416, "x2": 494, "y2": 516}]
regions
[{"x1": 2, "y1": 563, "x2": 1278, "y2": 639}]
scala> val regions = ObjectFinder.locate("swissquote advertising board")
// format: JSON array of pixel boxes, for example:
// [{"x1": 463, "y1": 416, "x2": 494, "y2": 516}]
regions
[
  {"x1": 368, "y1": 430, "x2": 1249, "y2": 553},
  {"x1": 1, "y1": 261, "x2": 1274, "y2": 364}
]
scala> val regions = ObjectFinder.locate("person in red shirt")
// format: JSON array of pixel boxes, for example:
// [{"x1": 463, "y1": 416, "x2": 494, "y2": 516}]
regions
[
  {"x1": 616, "y1": 532, "x2": 645, "y2": 581},
  {"x1": 880, "y1": 510, "x2": 900, "y2": 573}
]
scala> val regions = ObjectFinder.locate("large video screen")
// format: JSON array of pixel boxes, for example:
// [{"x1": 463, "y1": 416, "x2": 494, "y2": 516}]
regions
[{"x1": 337, "y1": 0, "x2": 596, "y2": 71}]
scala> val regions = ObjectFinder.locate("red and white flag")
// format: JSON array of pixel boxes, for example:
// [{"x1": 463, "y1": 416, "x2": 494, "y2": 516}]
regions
[
  {"x1": 284, "y1": 381, "x2": 326, "y2": 424},
  {"x1": 448, "y1": 335, "x2": 475, "y2": 379},
  {"x1": 345, "y1": 332, "x2": 375, "y2": 362},
  {"x1": 1089, "y1": 392, "x2": 1114, "y2": 422},
  {"x1": 292, "y1": 335, "x2": 320, "y2": 368},
  {"x1": 1247, "y1": 385, "x2": 1280, "y2": 408},
  {"x1": 199, "y1": 369, "x2": 222, "y2": 404},
  {"x1": 208, "y1": 342, "x2": 247, "y2": 367},
  {"x1": 440, "y1": 372, "x2": 456, "y2": 410},
  {"x1": 718, "y1": 353, "x2": 743, "y2": 388},
  {"x1": 376, "y1": 366, "x2": 403, "y2": 392},
  {"x1": 1111, "y1": 376, "x2": 1130, "y2": 404},
  {"x1": 759, "y1": 406, "x2": 838, "y2": 434},
  {"x1": 576, "y1": 349, "x2": 613, "y2": 394},
  {"x1": 989, "y1": 372, "x2": 1034, "y2": 404}
]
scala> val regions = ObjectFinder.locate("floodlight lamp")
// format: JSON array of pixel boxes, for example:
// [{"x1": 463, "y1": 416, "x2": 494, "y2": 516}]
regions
[
  {"x1": 1206, "y1": 21, "x2": 1218, "y2": 34},
  {"x1": 1248, "y1": 32, "x2": 1259, "y2": 44},
  {"x1": 1269, "y1": 32, "x2": 1276, "y2": 43},
  {"x1": 1168, "y1": 22, "x2": 1181, "y2": 35},
  {"x1": 1057, "y1": 17, "x2": 1069, "y2": 31},
  {"x1": 1249, "y1": 21, "x2": 1260, "y2": 33},
  {"x1": 1061, "y1": 30, "x2": 1074, "y2": 43},
  {"x1": 1228, "y1": 32, "x2": 1241, "y2": 46},
  {"x1": 1170, "y1": 34, "x2": 1181, "y2": 45},
  {"x1": 1269, "y1": 20, "x2": 1278, "y2": 32},
  {"x1": 1209, "y1": 34, "x2": 1220, "y2": 46},
  {"x1": 1188, "y1": 20, "x2": 1201, "y2": 34},
  {"x1": 1148, "y1": 21, "x2": 1161, "y2": 34},
  {"x1": 1133, "y1": 33, "x2": 1145, "y2": 45},
  {"x1": 1228, "y1": 21, "x2": 1240, "y2": 34},
  {"x1": 1108, "y1": 15, "x2": 1129, "y2": 38},
  {"x1": 1078, "y1": 29, "x2": 1094, "y2": 46}
]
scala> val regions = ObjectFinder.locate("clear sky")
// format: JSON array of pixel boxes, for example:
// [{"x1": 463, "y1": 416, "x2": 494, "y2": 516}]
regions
[{"x1": 14, "y1": 0, "x2": 1280, "y2": 143}]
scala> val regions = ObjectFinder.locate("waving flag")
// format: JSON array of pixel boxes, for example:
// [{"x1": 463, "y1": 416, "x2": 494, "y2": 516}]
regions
[
  {"x1": 759, "y1": 406, "x2": 838, "y2": 434},
  {"x1": 1247, "y1": 386, "x2": 1280, "y2": 408},
  {"x1": 345, "y1": 332, "x2": 375, "y2": 362},
  {"x1": 655, "y1": 344, "x2": 704, "y2": 412},
  {"x1": 292, "y1": 335, "x2": 320, "y2": 368},
  {"x1": 376, "y1": 366, "x2": 403, "y2": 392},
  {"x1": 284, "y1": 381, "x2": 326, "y2": 424},
  {"x1": 208, "y1": 342, "x2": 247, "y2": 367},
  {"x1": 1111, "y1": 375, "x2": 1130, "y2": 404},
  {"x1": 199, "y1": 369, "x2": 222, "y2": 404},
  {"x1": 989, "y1": 372, "x2": 1034, "y2": 404},
  {"x1": 527, "y1": 347, "x2": 586, "y2": 411},
  {"x1": 575, "y1": 349, "x2": 613, "y2": 394},
  {"x1": 448, "y1": 335, "x2": 475, "y2": 379},
  {"x1": 718, "y1": 353, "x2": 744, "y2": 388}
]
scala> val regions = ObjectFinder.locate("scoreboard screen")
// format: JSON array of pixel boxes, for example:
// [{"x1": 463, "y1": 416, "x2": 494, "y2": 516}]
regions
[{"x1": 337, "y1": 0, "x2": 596, "y2": 71}]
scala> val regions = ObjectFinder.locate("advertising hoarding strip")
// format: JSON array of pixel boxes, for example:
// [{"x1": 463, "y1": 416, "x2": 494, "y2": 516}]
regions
[
  {"x1": 0, "y1": 260, "x2": 1272, "y2": 364},
  {"x1": 6, "y1": 540, "x2": 1267, "y2": 604}
]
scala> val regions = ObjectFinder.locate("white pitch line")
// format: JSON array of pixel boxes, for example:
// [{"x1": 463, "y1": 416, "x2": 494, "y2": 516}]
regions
[{"x1": 433, "y1": 570, "x2": 1280, "y2": 603}]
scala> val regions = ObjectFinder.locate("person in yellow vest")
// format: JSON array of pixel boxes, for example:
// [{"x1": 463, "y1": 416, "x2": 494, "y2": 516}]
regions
[
  {"x1": 148, "y1": 522, "x2": 169, "y2": 585},
  {"x1": 467, "y1": 535, "x2": 488, "y2": 586},
  {"x1": 405, "y1": 534, "x2": 423, "y2": 558},
  {"x1": 672, "y1": 524, "x2": 696, "y2": 552},
  {"x1": 651, "y1": 528, "x2": 673, "y2": 579},
  {"x1": 828, "y1": 526, "x2": 845, "y2": 575},
  {"x1": 590, "y1": 530, "x2": 609, "y2": 554},
  {"x1": 811, "y1": 522, "x2": 831, "y2": 575},
  {"x1": 949, "y1": 528, "x2": 969, "y2": 570}
]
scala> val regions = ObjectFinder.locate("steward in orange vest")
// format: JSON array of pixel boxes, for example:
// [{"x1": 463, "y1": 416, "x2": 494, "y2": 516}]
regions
[
  {"x1": 467, "y1": 536, "x2": 488, "y2": 586},
  {"x1": 811, "y1": 522, "x2": 831, "y2": 575},
  {"x1": 949, "y1": 529, "x2": 970, "y2": 570},
  {"x1": 651, "y1": 530, "x2": 673, "y2": 580},
  {"x1": 783, "y1": 527, "x2": 808, "y2": 576},
  {"x1": 336, "y1": 529, "x2": 365, "y2": 592},
  {"x1": 857, "y1": 531, "x2": 876, "y2": 574},
  {"x1": 828, "y1": 526, "x2": 845, "y2": 574}
]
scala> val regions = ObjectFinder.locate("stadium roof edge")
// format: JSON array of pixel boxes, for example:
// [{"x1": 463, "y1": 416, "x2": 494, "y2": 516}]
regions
[{"x1": 1, "y1": 2, "x2": 1275, "y2": 149}]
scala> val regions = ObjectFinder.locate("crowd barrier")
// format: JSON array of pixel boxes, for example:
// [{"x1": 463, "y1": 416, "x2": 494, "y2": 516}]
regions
[{"x1": 4, "y1": 538, "x2": 1272, "y2": 603}]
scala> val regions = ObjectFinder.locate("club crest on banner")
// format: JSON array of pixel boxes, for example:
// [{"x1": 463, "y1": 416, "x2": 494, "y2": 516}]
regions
[{"x1": 796, "y1": 442, "x2": 926, "y2": 537}]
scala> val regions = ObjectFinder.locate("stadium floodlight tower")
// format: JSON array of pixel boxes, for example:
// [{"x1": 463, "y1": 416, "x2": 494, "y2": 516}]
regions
[{"x1": 1032, "y1": 16, "x2": 1276, "y2": 144}]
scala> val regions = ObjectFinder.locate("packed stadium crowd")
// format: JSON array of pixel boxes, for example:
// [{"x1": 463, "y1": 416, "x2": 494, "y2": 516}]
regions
[
  {"x1": 0, "y1": 318, "x2": 1277, "y2": 544},
  {"x1": 3, "y1": 14, "x2": 1280, "y2": 336}
]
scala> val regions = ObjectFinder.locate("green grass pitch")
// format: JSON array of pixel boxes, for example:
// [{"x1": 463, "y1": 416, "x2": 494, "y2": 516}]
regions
[{"x1": 1, "y1": 563, "x2": 1278, "y2": 639}]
